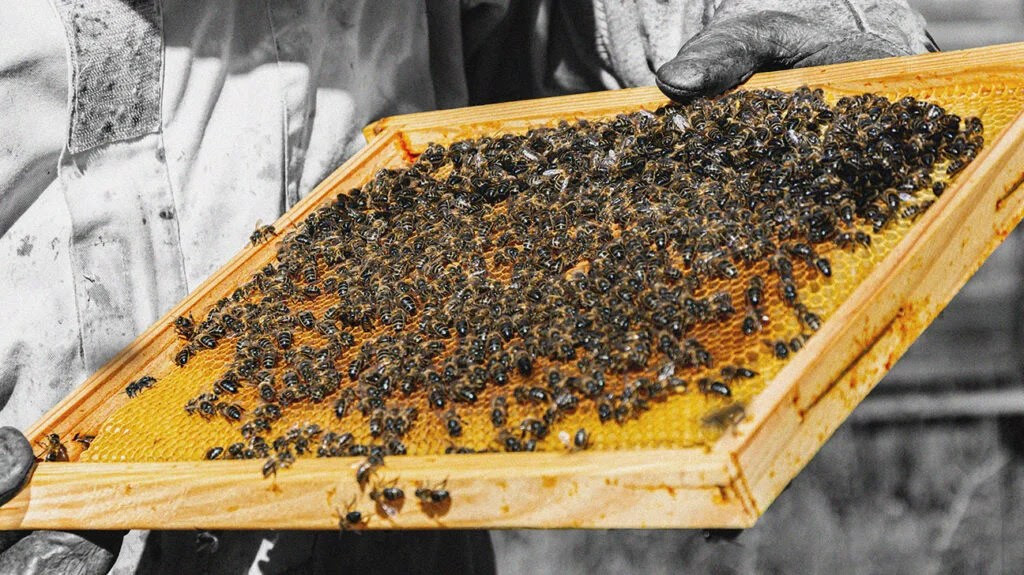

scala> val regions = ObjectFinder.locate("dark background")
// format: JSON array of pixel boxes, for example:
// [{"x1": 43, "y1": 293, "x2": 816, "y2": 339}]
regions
[{"x1": 493, "y1": 2, "x2": 1024, "y2": 573}]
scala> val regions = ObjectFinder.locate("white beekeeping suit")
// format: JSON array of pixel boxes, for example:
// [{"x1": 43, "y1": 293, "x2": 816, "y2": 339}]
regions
[{"x1": 0, "y1": 0, "x2": 931, "y2": 572}]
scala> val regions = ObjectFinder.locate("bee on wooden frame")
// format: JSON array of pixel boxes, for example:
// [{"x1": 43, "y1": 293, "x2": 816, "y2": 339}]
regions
[{"x1": 36, "y1": 433, "x2": 69, "y2": 462}]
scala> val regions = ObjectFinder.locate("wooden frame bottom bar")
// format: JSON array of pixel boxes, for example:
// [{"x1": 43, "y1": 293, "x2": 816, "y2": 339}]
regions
[{"x1": 0, "y1": 450, "x2": 753, "y2": 530}]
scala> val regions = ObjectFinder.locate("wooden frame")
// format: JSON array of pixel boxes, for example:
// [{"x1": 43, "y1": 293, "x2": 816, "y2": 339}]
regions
[{"x1": 3, "y1": 43, "x2": 1024, "y2": 530}]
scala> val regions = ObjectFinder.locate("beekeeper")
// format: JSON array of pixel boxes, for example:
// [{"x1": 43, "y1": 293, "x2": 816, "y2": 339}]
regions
[{"x1": 0, "y1": 1, "x2": 934, "y2": 573}]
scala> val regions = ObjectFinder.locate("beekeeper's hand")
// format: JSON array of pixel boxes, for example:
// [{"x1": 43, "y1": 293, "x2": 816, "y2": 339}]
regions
[
  {"x1": 0, "y1": 427, "x2": 120, "y2": 575},
  {"x1": 656, "y1": 0, "x2": 936, "y2": 102}
]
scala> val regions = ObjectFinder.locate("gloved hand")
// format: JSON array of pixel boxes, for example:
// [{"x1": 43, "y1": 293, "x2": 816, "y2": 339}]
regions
[
  {"x1": 0, "y1": 427, "x2": 121, "y2": 574},
  {"x1": 656, "y1": 0, "x2": 937, "y2": 102}
]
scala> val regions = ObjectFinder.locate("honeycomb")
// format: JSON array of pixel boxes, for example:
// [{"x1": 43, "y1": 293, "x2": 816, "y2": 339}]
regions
[{"x1": 79, "y1": 82, "x2": 1024, "y2": 466}]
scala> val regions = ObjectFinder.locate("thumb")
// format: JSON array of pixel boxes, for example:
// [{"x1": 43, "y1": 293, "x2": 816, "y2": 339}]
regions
[
  {"x1": 656, "y1": 11, "x2": 829, "y2": 102},
  {"x1": 0, "y1": 427, "x2": 34, "y2": 507}
]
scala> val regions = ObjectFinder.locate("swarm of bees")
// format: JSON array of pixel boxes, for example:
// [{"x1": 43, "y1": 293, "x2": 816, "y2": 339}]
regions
[{"x1": 149, "y1": 87, "x2": 979, "y2": 520}]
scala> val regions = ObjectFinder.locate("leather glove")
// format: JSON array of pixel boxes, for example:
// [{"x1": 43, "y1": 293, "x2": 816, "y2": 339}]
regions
[
  {"x1": 0, "y1": 427, "x2": 121, "y2": 575},
  {"x1": 656, "y1": 0, "x2": 937, "y2": 102}
]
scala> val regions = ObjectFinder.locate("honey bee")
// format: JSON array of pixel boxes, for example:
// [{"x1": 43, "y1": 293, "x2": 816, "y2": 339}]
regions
[
  {"x1": 173, "y1": 314, "x2": 196, "y2": 340},
  {"x1": 275, "y1": 330, "x2": 294, "y2": 349},
  {"x1": 184, "y1": 392, "x2": 219, "y2": 419},
  {"x1": 795, "y1": 304, "x2": 822, "y2": 332},
  {"x1": 779, "y1": 279, "x2": 798, "y2": 306},
  {"x1": 710, "y1": 292, "x2": 734, "y2": 318},
  {"x1": 745, "y1": 276, "x2": 764, "y2": 308},
  {"x1": 258, "y1": 381, "x2": 277, "y2": 403},
  {"x1": 338, "y1": 497, "x2": 369, "y2": 530},
  {"x1": 771, "y1": 253, "x2": 794, "y2": 280},
  {"x1": 515, "y1": 353, "x2": 533, "y2": 377},
  {"x1": 414, "y1": 478, "x2": 451, "y2": 505},
  {"x1": 297, "y1": 311, "x2": 316, "y2": 330},
  {"x1": 384, "y1": 406, "x2": 417, "y2": 437},
  {"x1": 489, "y1": 396, "x2": 508, "y2": 428},
  {"x1": 496, "y1": 429, "x2": 523, "y2": 452},
  {"x1": 518, "y1": 417, "x2": 548, "y2": 440},
  {"x1": 356, "y1": 454, "x2": 384, "y2": 486},
  {"x1": 36, "y1": 433, "x2": 68, "y2": 462},
  {"x1": 125, "y1": 375, "x2": 156, "y2": 398},
  {"x1": 427, "y1": 384, "x2": 447, "y2": 410},
  {"x1": 72, "y1": 432, "x2": 95, "y2": 450},
  {"x1": 250, "y1": 222, "x2": 277, "y2": 246},
  {"x1": 174, "y1": 345, "x2": 196, "y2": 368},
  {"x1": 720, "y1": 366, "x2": 757, "y2": 382},
  {"x1": 197, "y1": 334, "x2": 218, "y2": 349},
  {"x1": 368, "y1": 408, "x2": 384, "y2": 437},
  {"x1": 217, "y1": 403, "x2": 244, "y2": 422},
  {"x1": 369, "y1": 477, "x2": 405, "y2": 517},
  {"x1": 558, "y1": 427, "x2": 590, "y2": 451},
  {"x1": 214, "y1": 372, "x2": 240, "y2": 395},
  {"x1": 261, "y1": 449, "x2": 295, "y2": 478},
  {"x1": 334, "y1": 390, "x2": 355, "y2": 419},
  {"x1": 443, "y1": 409, "x2": 464, "y2": 437},
  {"x1": 814, "y1": 257, "x2": 832, "y2": 277},
  {"x1": 698, "y1": 378, "x2": 731, "y2": 398},
  {"x1": 702, "y1": 402, "x2": 746, "y2": 430},
  {"x1": 767, "y1": 339, "x2": 790, "y2": 359}
]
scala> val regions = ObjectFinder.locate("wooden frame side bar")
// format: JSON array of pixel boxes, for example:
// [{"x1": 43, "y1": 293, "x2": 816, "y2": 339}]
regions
[{"x1": 721, "y1": 105, "x2": 1024, "y2": 513}]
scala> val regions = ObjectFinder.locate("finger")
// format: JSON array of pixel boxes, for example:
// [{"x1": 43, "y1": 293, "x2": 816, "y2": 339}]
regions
[
  {"x1": 794, "y1": 33, "x2": 910, "y2": 68},
  {"x1": 0, "y1": 427, "x2": 34, "y2": 506},
  {"x1": 656, "y1": 11, "x2": 830, "y2": 102},
  {"x1": 0, "y1": 531, "x2": 117, "y2": 575}
]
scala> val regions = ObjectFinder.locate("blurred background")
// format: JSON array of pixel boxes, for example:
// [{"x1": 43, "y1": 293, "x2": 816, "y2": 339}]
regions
[{"x1": 492, "y1": 2, "x2": 1024, "y2": 573}]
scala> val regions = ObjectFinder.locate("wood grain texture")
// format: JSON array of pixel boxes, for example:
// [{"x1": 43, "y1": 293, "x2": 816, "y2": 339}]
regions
[
  {"x1": 0, "y1": 449, "x2": 750, "y2": 530},
  {"x1": 3, "y1": 43, "x2": 1024, "y2": 530}
]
